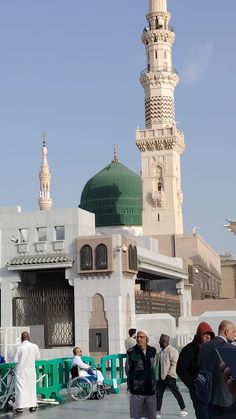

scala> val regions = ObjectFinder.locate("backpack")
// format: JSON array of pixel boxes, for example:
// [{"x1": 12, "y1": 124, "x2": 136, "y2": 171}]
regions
[
  {"x1": 195, "y1": 340, "x2": 225, "y2": 403},
  {"x1": 195, "y1": 368, "x2": 213, "y2": 403}
]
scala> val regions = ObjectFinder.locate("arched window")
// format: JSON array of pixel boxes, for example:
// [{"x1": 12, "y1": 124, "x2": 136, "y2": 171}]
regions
[
  {"x1": 133, "y1": 246, "x2": 138, "y2": 271},
  {"x1": 128, "y1": 245, "x2": 138, "y2": 271},
  {"x1": 128, "y1": 245, "x2": 133, "y2": 270},
  {"x1": 80, "y1": 245, "x2": 93, "y2": 270},
  {"x1": 95, "y1": 244, "x2": 108, "y2": 270},
  {"x1": 158, "y1": 181, "x2": 162, "y2": 191}
]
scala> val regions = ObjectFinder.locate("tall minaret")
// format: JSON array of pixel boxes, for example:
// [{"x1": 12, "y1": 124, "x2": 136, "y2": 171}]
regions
[
  {"x1": 38, "y1": 133, "x2": 52, "y2": 210},
  {"x1": 136, "y1": 0, "x2": 185, "y2": 236}
]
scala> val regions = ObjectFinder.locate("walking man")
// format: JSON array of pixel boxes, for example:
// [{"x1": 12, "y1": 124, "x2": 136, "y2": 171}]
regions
[
  {"x1": 156, "y1": 334, "x2": 188, "y2": 417},
  {"x1": 14, "y1": 331, "x2": 40, "y2": 413},
  {"x1": 126, "y1": 329, "x2": 157, "y2": 419}
]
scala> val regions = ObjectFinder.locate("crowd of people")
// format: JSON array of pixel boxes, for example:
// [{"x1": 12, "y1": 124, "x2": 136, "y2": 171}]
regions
[
  {"x1": 12, "y1": 333, "x2": 105, "y2": 414},
  {"x1": 12, "y1": 322, "x2": 236, "y2": 418},
  {"x1": 125, "y1": 321, "x2": 236, "y2": 419}
]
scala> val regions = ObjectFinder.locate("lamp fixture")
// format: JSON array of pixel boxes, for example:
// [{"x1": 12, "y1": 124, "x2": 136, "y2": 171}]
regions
[
  {"x1": 117, "y1": 244, "x2": 127, "y2": 253},
  {"x1": 11, "y1": 235, "x2": 18, "y2": 244}
]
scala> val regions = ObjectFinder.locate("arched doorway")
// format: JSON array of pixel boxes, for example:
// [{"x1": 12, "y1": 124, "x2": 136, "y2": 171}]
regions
[{"x1": 89, "y1": 293, "x2": 108, "y2": 360}]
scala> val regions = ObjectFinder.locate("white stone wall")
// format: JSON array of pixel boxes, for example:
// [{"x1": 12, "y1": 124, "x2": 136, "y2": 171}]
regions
[
  {"x1": 0, "y1": 206, "x2": 191, "y2": 358},
  {"x1": 135, "y1": 313, "x2": 177, "y2": 350},
  {"x1": 74, "y1": 234, "x2": 137, "y2": 355},
  {"x1": 0, "y1": 206, "x2": 95, "y2": 329}
]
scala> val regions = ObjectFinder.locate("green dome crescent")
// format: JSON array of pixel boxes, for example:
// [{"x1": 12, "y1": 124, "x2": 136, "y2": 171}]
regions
[{"x1": 79, "y1": 160, "x2": 142, "y2": 227}]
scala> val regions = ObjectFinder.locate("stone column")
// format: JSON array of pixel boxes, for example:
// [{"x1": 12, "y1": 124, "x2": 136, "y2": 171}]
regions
[
  {"x1": 0, "y1": 271, "x2": 20, "y2": 327},
  {"x1": 73, "y1": 277, "x2": 90, "y2": 354}
]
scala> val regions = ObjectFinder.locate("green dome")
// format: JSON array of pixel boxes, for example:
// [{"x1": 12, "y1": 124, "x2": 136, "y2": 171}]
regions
[{"x1": 79, "y1": 160, "x2": 142, "y2": 227}]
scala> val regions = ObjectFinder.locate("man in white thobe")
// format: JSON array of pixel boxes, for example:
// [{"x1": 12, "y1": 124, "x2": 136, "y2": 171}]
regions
[
  {"x1": 72, "y1": 347, "x2": 104, "y2": 383},
  {"x1": 14, "y1": 331, "x2": 40, "y2": 413}
]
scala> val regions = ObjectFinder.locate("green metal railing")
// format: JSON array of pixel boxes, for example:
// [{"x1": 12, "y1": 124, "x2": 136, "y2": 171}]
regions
[
  {"x1": 0, "y1": 354, "x2": 126, "y2": 402},
  {"x1": 100, "y1": 353, "x2": 127, "y2": 394}
]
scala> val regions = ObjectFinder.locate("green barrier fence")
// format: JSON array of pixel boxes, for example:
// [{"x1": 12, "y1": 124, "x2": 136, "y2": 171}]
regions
[
  {"x1": 100, "y1": 353, "x2": 127, "y2": 394},
  {"x1": 0, "y1": 353, "x2": 127, "y2": 402}
]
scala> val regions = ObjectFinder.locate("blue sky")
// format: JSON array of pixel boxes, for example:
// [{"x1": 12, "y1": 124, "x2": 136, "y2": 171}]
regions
[{"x1": 0, "y1": 0, "x2": 236, "y2": 255}]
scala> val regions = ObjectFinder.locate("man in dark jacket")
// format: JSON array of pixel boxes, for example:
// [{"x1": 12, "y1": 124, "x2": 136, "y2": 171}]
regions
[
  {"x1": 199, "y1": 320, "x2": 236, "y2": 418},
  {"x1": 126, "y1": 329, "x2": 157, "y2": 419},
  {"x1": 177, "y1": 322, "x2": 215, "y2": 418}
]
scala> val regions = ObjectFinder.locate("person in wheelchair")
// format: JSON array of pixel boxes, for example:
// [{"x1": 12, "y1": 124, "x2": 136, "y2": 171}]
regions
[{"x1": 71, "y1": 347, "x2": 104, "y2": 384}]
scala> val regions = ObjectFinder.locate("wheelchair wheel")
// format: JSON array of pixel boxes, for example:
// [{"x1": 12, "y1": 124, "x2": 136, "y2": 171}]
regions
[
  {"x1": 67, "y1": 377, "x2": 93, "y2": 401},
  {"x1": 96, "y1": 385, "x2": 106, "y2": 399}
]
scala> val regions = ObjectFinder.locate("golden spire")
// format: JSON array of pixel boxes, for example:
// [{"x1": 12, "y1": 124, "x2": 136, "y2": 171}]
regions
[{"x1": 112, "y1": 144, "x2": 119, "y2": 163}]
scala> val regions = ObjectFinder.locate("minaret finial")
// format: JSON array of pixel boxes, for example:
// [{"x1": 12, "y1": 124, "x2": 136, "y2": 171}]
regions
[
  {"x1": 38, "y1": 132, "x2": 52, "y2": 211},
  {"x1": 42, "y1": 131, "x2": 46, "y2": 146},
  {"x1": 112, "y1": 144, "x2": 119, "y2": 163}
]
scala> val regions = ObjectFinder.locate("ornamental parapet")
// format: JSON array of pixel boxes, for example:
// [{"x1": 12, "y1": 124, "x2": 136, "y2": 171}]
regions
[
  {"x1": 140, "y1": 66, "x2": 178, "y2": 77},
  {"x1": 140, "y1": 68, "x2": 179, "y2": 89},
  {"x1": 136, "y1": 128, "x2": 185, "y2": 154},
  {"x1": 142, "y1": 28, "x2": 175, "y2": 45},
  {"x1": 146, "y1": 11, "x2": 171, "y2": 23}
]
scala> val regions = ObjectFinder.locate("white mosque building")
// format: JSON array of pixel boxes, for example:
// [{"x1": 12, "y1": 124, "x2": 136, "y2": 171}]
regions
[{"x1": 0, "y1": 0, "x2": 224, "y2": 360}]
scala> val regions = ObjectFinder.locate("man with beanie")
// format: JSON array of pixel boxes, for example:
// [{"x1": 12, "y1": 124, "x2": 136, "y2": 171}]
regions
[
  {"x1": 177, "y1": 322, "x2": 215, "y2": 418},
  {"x1": 156, "y1": 334, "x2": 188, "y2": 418},
  {"x1": 126, "y1": 330, "x2": 157, "y2": 419}
]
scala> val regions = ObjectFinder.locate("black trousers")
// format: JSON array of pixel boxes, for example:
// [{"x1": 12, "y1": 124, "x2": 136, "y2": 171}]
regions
[
  {"x1": 209, "y1": 402, "x2": 236, "y2": 418},
  {"x1": 188, "y1": 387, "x2": 208, "y2": 419},
  {"x1": 156, "y1": 376, "x2": 185, "y2": 411}
]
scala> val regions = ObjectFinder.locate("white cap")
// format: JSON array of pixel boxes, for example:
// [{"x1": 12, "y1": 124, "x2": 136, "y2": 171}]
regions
[{"x1": 137, "y1": 329, "x2": 149, "y2": 338}]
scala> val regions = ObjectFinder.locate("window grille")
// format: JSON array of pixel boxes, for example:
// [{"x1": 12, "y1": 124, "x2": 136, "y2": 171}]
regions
[
  {"x1": 95, "y1": 244, "x2": 108, "y2": 270},
  {"x1": 80, "y1": 245, "x2": 93, "y2": 270}
]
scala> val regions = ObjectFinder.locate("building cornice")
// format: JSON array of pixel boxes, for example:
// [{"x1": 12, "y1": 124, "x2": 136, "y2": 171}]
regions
[{"x1": 136, "y1": 134, "x2": 185, "y2": 154}]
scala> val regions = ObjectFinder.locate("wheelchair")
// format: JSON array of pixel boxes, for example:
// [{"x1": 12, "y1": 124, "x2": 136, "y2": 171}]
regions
[
  {"x1": 67, "y1": 366, "x2": 107, "y2": 401},
  {"x1": 0, "y1": 367, "x2": 15, "y2": 411},
  {"x1": 0, "y1": 367, "x2": 58, "y2": 411}
]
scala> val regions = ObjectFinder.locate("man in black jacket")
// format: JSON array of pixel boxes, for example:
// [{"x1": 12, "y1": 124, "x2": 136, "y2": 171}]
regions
[
  {"x1": 199, "y1": 320, "x2": 236, "y2": 418},
  {"x1": 126, "y1": 330, "x2": 157, "y2": 419},
  {"x1": 177, "y1": 322, "x2": 215, "y2": 418}
]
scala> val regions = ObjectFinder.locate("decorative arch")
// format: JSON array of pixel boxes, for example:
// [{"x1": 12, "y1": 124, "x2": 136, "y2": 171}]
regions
[
  {"x1": 128, "y1": 245, "x2": 138, "y2": 271},
  {"x1": 128, "y1": 245, "x2": 133, "y2": 270},
  {"x1": 89, "y1": 293, "x2": 108, "y2": 357},
  {"x1": 133, "y1": 246, "x2": 138, "y2": 271}
]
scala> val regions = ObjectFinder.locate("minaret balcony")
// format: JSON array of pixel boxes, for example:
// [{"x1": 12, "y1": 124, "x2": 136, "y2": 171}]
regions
[
  {"x1": 143, "y1": 25, "x2": 174, "y2": 33},
  {"x1": 142, "y1": 27, "x2": 175, "y2": 45},
  {"x1": 140, "y1": 66, "x2": 178, "y2": 76},
  {"x1": 140, "y1": 66, "x2": 178, "y2": 77}
]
